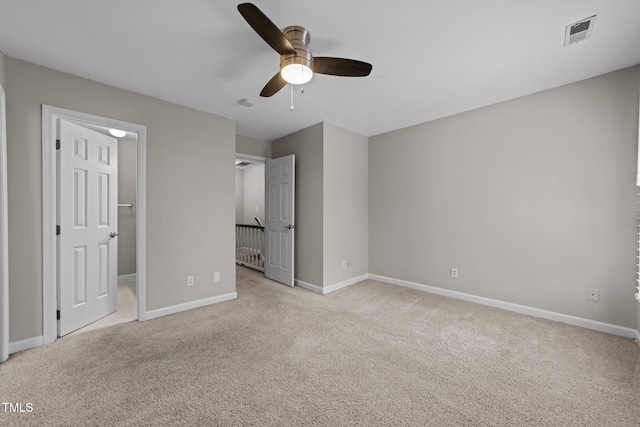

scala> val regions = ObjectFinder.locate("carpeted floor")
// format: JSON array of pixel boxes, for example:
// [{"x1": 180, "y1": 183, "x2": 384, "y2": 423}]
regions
[{"x1": 1, "y1": 266, "x2": 639, "y2": 426}]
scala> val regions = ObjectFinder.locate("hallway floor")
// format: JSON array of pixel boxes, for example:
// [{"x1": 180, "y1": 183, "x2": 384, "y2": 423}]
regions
[{"x1": 68, "y1": 281, "x2": 137, "y2": 336}]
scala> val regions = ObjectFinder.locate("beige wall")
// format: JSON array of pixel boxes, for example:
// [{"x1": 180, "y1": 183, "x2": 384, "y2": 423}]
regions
[
  {"x1": 273, "y1": 123, "x2": 324, "y2": 286},
  {"x1": 323, "y1": 123, "x2": 368, "y2": 286},
  {"x1": 237, "y1": 134, "x2": 271, "y2": 158},
  {"x1": 369, "y1": 66, "x2": 640, "y2": 328},
  {"x1": 117, "y1": 136, "x2": 137, "y2": 276},
  {"x1": 6, "y1": 58, "x2": 236, "y2": 341}
]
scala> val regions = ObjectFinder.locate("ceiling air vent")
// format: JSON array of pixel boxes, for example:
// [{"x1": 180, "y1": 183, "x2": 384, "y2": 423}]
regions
[{"x1": 564, "y1": 15, "x2": 596, "y2": 46}]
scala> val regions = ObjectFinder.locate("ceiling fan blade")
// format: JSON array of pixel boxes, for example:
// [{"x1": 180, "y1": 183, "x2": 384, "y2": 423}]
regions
[
  {"x1": 260, "y1": 72, "x2": 287, "y2": 97},
  {"x1": 238, "y1": 3, "x2": 296, "y2": 55},
  {"x1": 313, "y1": 57, "x2": 373, "y2": 77}
]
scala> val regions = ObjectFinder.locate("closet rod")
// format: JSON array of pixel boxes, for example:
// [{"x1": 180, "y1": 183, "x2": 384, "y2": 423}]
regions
[{"x1": 118, "y1": 203, "x2": 133, "y2": 207}]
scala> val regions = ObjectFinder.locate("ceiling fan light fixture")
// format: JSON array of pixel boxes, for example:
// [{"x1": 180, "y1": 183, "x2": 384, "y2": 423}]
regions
[{"x1": 281, "y1": 63, "x2": 313, "y2": 85}]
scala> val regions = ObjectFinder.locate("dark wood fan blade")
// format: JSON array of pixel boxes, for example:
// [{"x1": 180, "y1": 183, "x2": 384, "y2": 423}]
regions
[
  {"x1": 238, "y1": 3, "x2": 295, "y2": 55},
  {"x1": 260, "y1": 72, "x2": 287, "y2": 97},
  {"x1": 313, "y1": 57, "x2": 372, "y2": 77}
]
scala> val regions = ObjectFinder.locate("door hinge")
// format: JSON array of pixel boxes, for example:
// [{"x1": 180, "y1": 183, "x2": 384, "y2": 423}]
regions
[
  {"x1": 56, "y1": 139, "x2": 60, "y2": 150},
  {"x1": 56, "y1": 310, "x2": 60, "y2": 320},
  {"x1": 56, "y1": 225, "x2": 60, "y2": 235}
]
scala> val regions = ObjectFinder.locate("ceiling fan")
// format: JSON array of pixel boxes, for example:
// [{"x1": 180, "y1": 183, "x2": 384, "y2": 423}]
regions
[{"x1": 237, "y1": 3, "x2": 373, "y2": 97}]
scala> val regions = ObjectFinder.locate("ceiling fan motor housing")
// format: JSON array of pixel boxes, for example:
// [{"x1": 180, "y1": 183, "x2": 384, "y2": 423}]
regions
[{"x1": 280, "y1": 26, "x2": 314, "y2": 71}]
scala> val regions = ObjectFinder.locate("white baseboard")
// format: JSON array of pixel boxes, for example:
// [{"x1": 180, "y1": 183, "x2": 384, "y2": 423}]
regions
[
  {"x1": 9, "y1": 335, "x2": 44, "y2": 355},
  {"x1": 295, "y1": 280, "x2": 323, "y2": 294},
  {"x1": 141, "y1": 292, "x2": 237, "y2": 321},
  {"x1": 118, "y1": 274, "x2": 137, "y2": 284},
  {"x1": 370, "y1": 274, "x2": 637, "y2": 339},
  {"x1": 296, "y1": 274, "x2": 369, "y2": 295},
  {"x1": 323, "y1": 274, "x2": 369, "y2": 294}
]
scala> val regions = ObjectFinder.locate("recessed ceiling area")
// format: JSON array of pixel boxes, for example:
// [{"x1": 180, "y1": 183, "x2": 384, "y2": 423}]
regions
[{"x1": 0, "y1": 1, "x2": 638, "y2": 141}]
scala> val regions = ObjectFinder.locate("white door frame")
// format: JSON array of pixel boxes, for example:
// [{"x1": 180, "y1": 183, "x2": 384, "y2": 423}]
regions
[
  {"x1": 0, "y1": 86, "x2": 8, "y2": 362},
  {"x1": 42, "y1": 105, "x2": 147, "y2": 345},
  {"x1": 236, "y1": 153, "x2": 268, "y2": 164}
]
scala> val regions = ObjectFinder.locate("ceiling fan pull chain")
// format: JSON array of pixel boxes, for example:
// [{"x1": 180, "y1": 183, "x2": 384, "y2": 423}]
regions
[
  {"x1": 290, "y1": 84, "x2": 294, "y2": 111},
  {"x1": 301, "y1": 84, "x2": 304, "y2": 94}
]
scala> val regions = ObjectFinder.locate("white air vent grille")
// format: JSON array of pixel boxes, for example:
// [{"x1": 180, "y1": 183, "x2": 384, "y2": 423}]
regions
[{"x1": 564, "y1": 15, "x2": 596, "y2": 46}]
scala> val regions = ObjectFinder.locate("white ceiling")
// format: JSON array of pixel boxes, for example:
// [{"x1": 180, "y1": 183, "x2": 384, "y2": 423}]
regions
[{"x1": 0, "y1": 0, "x2": 638, "y2": 141}]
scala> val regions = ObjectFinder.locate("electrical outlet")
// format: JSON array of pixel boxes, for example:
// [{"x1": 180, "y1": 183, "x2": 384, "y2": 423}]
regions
[
  {"x1": 214, "y1": 272, "x2": 220, "y2": 283},
  {"x1": 187, "y1": 276, "x2": 194, "y2": 286},
  {"x1": 342, "y1": 261, "x2": 347, "y2": 269},
  {"x1": 451, "y1": 268, "x2": 458, "y2": 278},
  {"x1": 587, "y1": 288, "x2": 599, "y2": 302}
]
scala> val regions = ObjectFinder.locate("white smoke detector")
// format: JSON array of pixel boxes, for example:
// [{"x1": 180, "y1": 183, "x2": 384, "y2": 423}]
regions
[{"x1": 564, "y1": 15, "x2": 596, "y2": 46}]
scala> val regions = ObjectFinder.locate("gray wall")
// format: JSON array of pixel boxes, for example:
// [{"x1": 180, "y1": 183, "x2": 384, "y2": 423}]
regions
[
  {"x1": 235, "y1": 169, "x2": 244, "y2": 224},
  {"x1": 6, "y1": 57, "x2": 236, "y2": 341},
  {"x1": 369, "y1": 66, "x2": 640, "y2": 328},
  {"x1": 117, "y1": 136, "x2": 137, "y2": 276},
  {"x1": 243, "y1": 164, "x2": 265, "y2": 225},
  {"x1": 237, "y1": 134, "x2": 271, "y2": 158},
  {"x1": 323, "y1": 123, "x2": 368, "y2": 286},
  {"x1": 0, "y1": 51, "x2": 5, "y2": 88},
  {"x1": 272, "y1": 122, "x2": 369, "y2": 289},
  {"x1": 273, "y1": 123, "x2": 324, "y2": 287},
  {"x1": 234, "y1": 164, "x2": 265, "y2": 226}
]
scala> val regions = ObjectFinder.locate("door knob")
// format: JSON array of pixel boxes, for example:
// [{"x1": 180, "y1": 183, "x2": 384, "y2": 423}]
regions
[
  {"x1": 283, "y1": 225, "x2": 294, "y2": 230},
  {"x1": 109, "y1": 232, "x2": 118, "y2": 238}
]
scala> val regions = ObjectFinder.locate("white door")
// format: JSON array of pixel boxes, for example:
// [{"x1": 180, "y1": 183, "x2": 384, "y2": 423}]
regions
[
  {"x1": 265, "y1": 155, "x2": 295, "y2": 286},
  {"x1": 57, "y1": 120, "x2": 118, "y2": 336}
]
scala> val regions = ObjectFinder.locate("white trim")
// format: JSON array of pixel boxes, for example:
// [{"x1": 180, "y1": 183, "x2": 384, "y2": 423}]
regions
[
  {"x1": 370, "y1": 274, "x2": 637, "y2": 338},
  {"x1": 9, "y1": 336, "x2": 44, "y2": 354},
  {"x1": 0, "y1": 86, "x2": 7, "y2": 363},
  {"x1": 636, "y1": 87, "x2": 640, "y2": 186},
  {"x1": 235, "y1": 153, "x2": 269, "y2": 163},
  {"x1": 143, "y1": 292, "x2": 237, "y2": 321},
  {"x1": 295, "y1": 274, "x2": 369, "y2": 295},
  {"x1": 323, "y1": 274, "x2": 369, "y2": 294},
  {"x1": 118, "y1": 274, "x2": 137, "y2": 284},
  {"x1": 634, "y1": 329, "x2": 640, "y2": 348},
  {"x1": 41, "y1": 105, "x2": 147, "y2": 344},
  {"x1": 295, "y1": 279, "x2": 324, "y2": 294}
]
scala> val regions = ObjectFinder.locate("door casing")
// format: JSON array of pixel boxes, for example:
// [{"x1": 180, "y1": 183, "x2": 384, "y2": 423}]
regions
[
  {"x1": 42, "y1": 105, "x2": 148, "y2": 345},
  {"x1": 0, "y1": 86, "x2": 8, "y2": 362}
]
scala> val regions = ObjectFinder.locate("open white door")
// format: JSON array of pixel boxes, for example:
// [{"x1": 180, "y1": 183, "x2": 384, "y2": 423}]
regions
[
  {"x1": 265, "y1": 155, "x2": 295, "y2": 286},
  {"x1": 57, "y1": 120, "x2": 118, "y2": 336}
]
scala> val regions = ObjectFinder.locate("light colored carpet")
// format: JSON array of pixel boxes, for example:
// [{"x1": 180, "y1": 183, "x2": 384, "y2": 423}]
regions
[{"x1": 1, "y1": 266, "x2": 639, "y2": 426}]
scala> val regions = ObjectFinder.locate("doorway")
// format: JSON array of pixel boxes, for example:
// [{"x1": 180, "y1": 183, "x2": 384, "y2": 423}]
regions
[
  {"x1": 42, "y1": 105, "x2": 147, "y2": 344},
  {"x1": 63, "y1": 123, "x2": 138, "y2": 336},
  {"x1": 235, "y1": 153, "x2": 295, "y2": 287},
  {"x1": 235, "y1": 154, "x2": 267, "y2": 271}
]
